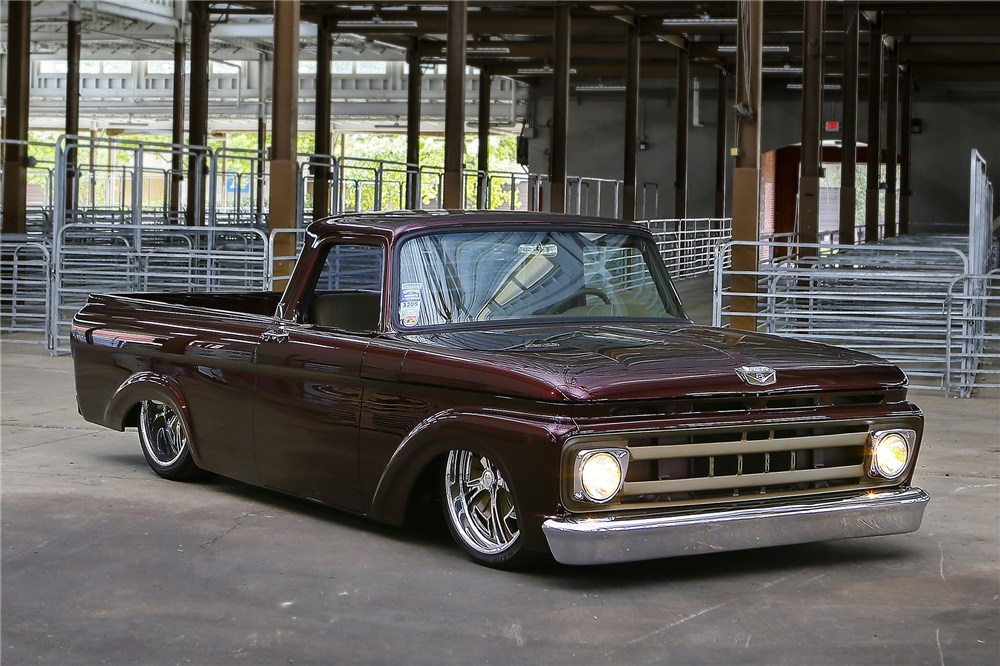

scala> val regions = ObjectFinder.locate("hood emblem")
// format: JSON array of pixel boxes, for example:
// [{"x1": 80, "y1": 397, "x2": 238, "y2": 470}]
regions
[{"x1": 736, "y1": 365, "x2": 777, "y2": 387}]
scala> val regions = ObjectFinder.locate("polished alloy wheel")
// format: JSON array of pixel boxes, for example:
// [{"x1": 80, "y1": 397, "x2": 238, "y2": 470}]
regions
[
  {"x1": 444, "y1": 450, "x2": 520, "y2": 555},
  {"x1": 139, "y1": 400, "x2": 188, "y2": 467}
]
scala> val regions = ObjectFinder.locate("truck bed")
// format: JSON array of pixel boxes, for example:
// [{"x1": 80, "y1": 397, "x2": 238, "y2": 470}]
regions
[{"x1": 98, "y1": 291, "x2": 283, "y2": 318}]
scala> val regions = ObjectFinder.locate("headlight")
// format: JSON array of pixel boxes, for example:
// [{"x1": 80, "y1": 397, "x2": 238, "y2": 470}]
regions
[
  {"x1": 575, "y1": 449, "x2": 629, "y2": 503},
  {"x1": 869, "y1": 429, "x2": 915, "y2": 479}
]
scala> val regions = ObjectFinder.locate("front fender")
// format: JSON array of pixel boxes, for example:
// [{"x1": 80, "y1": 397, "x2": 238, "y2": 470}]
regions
[{"x1": 369, "y1": 409, "x2": 575, "y2": 552}]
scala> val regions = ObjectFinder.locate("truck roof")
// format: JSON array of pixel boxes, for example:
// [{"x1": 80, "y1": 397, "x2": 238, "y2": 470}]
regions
[{"x1": 306, "y1": 210, "x2": 651, "y2": 240}]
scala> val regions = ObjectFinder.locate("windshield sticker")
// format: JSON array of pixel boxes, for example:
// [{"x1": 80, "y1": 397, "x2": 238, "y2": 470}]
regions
[
  {"x1": 517, "y1": 243, "x2": 558, "y2": 257},
  {"x1": 400, "y1": 283, "x2": 422, "y2": 327}
]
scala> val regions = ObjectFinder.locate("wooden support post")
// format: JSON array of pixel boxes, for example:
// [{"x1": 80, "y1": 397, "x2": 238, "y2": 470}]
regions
[
  {"x1": 675, "y1": 48, "x2": 690, "y2": 219},
  {"x1": 476, "y1": 65, "x2": 491, "y2": 209},
  {"x1": 884, "y1": 55, "x2": 899, "y2": 238},
  {"x1": 169, "y1": 30, "x2": 186, "y2": 219},
  {"x1": 406, "y1": 42, "x2": 422, "y2": 209},
  {"x1": 714, "y1": 68, "x2": 728, "y2": 218},
  {"x1": 313, "y1": 17, "x2": 332, "y2": 221},
  {"x1": 2, "y1": 0, "x2": 30, "y2": 234},
  {"x1": 65, "y1": 2, "x2": 82, "y2": 216},
  {"x1": 839, "y1": 2, "x2": 860, "y2": 245},
  {"x1": 270, "y1": 0, "x2": 300, "y2": 287},
  {"x1": 798, "y1": 0, "x2": 825, "y2": 252},
  {"x1": 622, "y1": 23, "x2": 640, "y2": 222},
  {"x1": 865, "y1": 21, "x2": 884, "y2": 243},
  {"x1": 443, "y1": 1, "x2": 468, "y2": 210},
  {"x1": 550, "y1": 3, "x2": 571, "y2": 214},
  {"x1": 730, "y1": 0, "x2": 763, "y2": 332},
  {"x1": 899, "y1": 69, "x2": 913, "y2": 235},
  {"x1": 186, "y1": 1, "x2": 210, "y2": 226}
]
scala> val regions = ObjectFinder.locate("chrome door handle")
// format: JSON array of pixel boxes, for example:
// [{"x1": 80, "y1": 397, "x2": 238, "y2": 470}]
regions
[{"x1": 261, "y1": 328, "x2": 289, "y2": 343}]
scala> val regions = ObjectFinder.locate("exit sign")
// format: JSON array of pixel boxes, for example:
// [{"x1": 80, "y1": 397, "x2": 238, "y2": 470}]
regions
[{"x1": 826, "y1": 121, "x2": 840, "y2": 131}]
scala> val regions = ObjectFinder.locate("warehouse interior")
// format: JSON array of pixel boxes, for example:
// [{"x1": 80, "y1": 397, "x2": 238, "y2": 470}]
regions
[{"x1": 2, "y1": 1, "x2": 999, "y2": 663}]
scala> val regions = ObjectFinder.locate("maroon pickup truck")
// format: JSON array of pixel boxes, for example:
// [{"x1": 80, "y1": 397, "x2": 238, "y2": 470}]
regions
[{"x1": 72, "y1": 211, "x2": 928, "y2": 568}]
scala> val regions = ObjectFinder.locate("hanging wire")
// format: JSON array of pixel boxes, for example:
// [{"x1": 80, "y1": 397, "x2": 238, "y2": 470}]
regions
[{"x1": 733, "y1": 0, "x2": 755, "y2": 121}]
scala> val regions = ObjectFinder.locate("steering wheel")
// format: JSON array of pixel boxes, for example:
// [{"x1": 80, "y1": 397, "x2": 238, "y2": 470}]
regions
[{"x1": 545, "y1": 287, "x2": 612, "y2": 315}]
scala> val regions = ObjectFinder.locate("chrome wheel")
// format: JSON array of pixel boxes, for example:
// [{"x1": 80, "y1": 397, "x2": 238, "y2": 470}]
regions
[
  {"x1": 444, "y1": 450, "x2": 520, "y2": 555},
  {"x1": 139, "y1": 400, "x2": 188, "y2": 467}
]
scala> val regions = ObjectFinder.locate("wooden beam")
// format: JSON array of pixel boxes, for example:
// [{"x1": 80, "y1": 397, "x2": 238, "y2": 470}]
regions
[
  {"x1": 443, "y1": 1, "x2": 468, "y2": 210},
  {"x1": 622, "y1": 23, "x2": 640, "y2": 222},
  {"x1": 798, "y1": 0, "x2": 825, "y2": 252},
  {"x1": 270, "y1": 0, "x2": 300, "y2": 286},
  {"x1": 839, "y1": 3, "x2": 860, "y2": 245},
  {"x1": 550, "y1": 4, "x2": 571, "y2": 214},
  {"x1": 730, "y1": 0, "x2": 763, "y2": 332}
]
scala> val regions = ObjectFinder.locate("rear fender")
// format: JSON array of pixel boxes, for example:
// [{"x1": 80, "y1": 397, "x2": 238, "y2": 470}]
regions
[
  {"x1": 369, "y1": 409, "x2": 573, "y2": 552},
  {"x1": 105, "y1": 372, "x2": 202, "y2": 466}
]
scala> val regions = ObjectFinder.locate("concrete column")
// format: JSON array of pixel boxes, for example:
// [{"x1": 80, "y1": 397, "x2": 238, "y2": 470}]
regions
[
  {"x1": 169, "y1": 29, "x2": 186, "y2": 218},
  {"x1": 899, "y1": 69, "x2": 913, "y2": 235},
  {"x1": 730, "y1": 0, "x2": 763, "y2": 332},
  {"x1": 865, "y1": 23, "x2": 884, "y2": 243},
  {"x1": 714, "y1": 68, "x2": 728, "y2": 218},
  {"x1": 443, "y1": 1, "x2": 467, "y2": 210},
  {"x1": 2, "y1": 0, "x2": 30, "y2": 235},
  {"x1": 270, "y1": 0, "x2": 300, "y2": 286},
  {"x1": 884, "y1": 55, "x2": 899, "y2": 238},
  {"x1": 798, "y1": 0, "x2": 825, "y2": 252},
  {"x1": 622, "y1": 23, "x2": 640, "y2": 222},
  {"x1": 839, "y1": 2, "x2": 860, "y2": 245},
  {"x1": 313, "y1": 17, "x2": 332, "y2": 221},
  {"x1": 65, "y1": 2, "x2": 82, "y2": 215},
  {"x1": 476, "y1": 65, "x2": 491, "y2": 209},
  {"x1": 186, "y1": 1, "x2": 210, "y2": 226},
  {"x1": 674, "y1": 48, "x2": 690, "y2": 219},
  {"x1": 405, "y1": 42, "x2": 422, "y2": 209},
  {"x1": 550, "y1": 4, "x2": 571, "y2": 214}
]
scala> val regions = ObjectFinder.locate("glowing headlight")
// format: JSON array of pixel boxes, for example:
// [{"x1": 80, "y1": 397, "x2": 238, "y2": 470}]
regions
[
  {"x1": 576, "y1": 449, "x2": 628, "y2": 503},
  {"x1": 869, "y1": 430, "x2": 914, "y2": 479}
]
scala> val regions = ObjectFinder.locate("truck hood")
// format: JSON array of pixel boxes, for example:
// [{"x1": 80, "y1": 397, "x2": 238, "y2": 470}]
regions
[{"x1": 391, "y1": 323, "x2": 907, "y2": 402}]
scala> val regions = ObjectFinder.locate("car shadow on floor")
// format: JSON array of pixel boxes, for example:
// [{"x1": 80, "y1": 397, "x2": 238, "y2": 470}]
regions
[{"x1": 99, "y1": 449, "x2": 921, "y2": 583}]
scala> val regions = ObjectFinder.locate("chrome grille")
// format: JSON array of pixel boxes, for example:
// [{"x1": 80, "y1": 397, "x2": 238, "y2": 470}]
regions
[{"x1": 563, "y1": 423, "x2": 898, "y2": 513}]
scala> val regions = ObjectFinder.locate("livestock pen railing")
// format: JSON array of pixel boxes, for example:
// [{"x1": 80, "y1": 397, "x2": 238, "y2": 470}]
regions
[{"x1": 50, "y1": 223, "x2": 268, "y2": 355}]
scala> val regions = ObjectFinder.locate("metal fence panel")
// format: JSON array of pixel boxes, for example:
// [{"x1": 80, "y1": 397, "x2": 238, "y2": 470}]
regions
[
  {"x1": 51, "y1": 224, "x2": 268, "y2": 354},
  {"x1": 946, "y1": 271, "x2": 1000, "y2": 396},
  {"x1": 1, "y1": 237, "x2": 53, "y2": 346},
  {"x1": 713, "y1": 239, "x2": 970, "y2": 390}
]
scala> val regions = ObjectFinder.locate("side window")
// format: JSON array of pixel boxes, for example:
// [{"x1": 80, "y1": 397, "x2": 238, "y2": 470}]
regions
[
  {"x1": 307, "y1": 244, "x2": 384, "y2": 332},
  {"x1": 316, "y1": 244, "x2": 383, "y2": 293}
]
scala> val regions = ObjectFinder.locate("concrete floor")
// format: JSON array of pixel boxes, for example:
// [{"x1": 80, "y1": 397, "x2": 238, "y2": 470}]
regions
[{"x1": 2, "y1": 320, "x2": 999, "y2": 664}]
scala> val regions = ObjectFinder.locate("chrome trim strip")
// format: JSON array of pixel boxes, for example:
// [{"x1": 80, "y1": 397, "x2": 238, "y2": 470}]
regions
[
  {"x1": 542, "y1": 487, "x2": 929, "y2": 565},
  {"x1": 628, "y1": 430, "x2": 868, "y2": 461},
  {"x1": 623, "y1": 463, "x2": 865, "y2": 495}
]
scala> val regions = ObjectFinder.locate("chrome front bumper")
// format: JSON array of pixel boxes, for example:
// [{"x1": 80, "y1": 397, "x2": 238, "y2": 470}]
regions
[{"x1": 542, "y1": 487, "x2": 929, "y2": 566}]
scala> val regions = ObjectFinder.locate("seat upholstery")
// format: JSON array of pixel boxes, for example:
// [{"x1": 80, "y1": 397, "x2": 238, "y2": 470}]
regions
[{"x1": 308, "y1": 292, "x2": 381, "y2": 331}]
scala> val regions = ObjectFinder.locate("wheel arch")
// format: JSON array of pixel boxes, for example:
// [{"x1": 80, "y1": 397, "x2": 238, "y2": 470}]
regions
[
  {"x1": 104, "y1": 372, "x2": 203, "y2": 466},
  {"x1": 369, "y1": 410, "x2": 569, "y2": 552}
]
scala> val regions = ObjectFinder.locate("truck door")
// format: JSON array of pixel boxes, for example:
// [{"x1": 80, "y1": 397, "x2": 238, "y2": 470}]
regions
[{"x1": 252, "y1": 243, "x2": 384, "y2": 512}]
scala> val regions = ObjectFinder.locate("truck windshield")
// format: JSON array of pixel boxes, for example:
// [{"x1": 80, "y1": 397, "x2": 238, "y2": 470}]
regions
[{"x1": 395, "y1": 230, "x2": 687, "y2": 328}]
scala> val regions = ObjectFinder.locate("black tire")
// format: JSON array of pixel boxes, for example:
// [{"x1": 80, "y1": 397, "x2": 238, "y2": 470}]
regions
[
  {"x1": 137, "y1": 400, "x2": 202, "y2": 481},
  {"x1": 441, "y1": 449, "x2": 541, "y2": 569}
]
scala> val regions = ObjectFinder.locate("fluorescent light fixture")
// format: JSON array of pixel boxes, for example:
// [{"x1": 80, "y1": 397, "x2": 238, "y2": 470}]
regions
[
  {"x1": 787, "y1": 83, "x2": 842, "y2": 90},
  {"x1": 763, "y1": 66, "x2": 804, "y2": 74},
  {"x1": 717, "y1": 45, "x2": 790, "y2": 53},
  {"x1": 338, "y1": 19, "x2": 418, "y2": 28},
  {"x1": 443, "y1": 46, "x2": 510, "y2": 54},
  {"x1": 517, "y1": 67, "x2": 577, "y2": 75},
  {"x1": 575, "y1": 84, "x2": 627, "y2": 92},
  {"x1": 662, "y1": 17, "x2": 737, "y2": 26}
]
